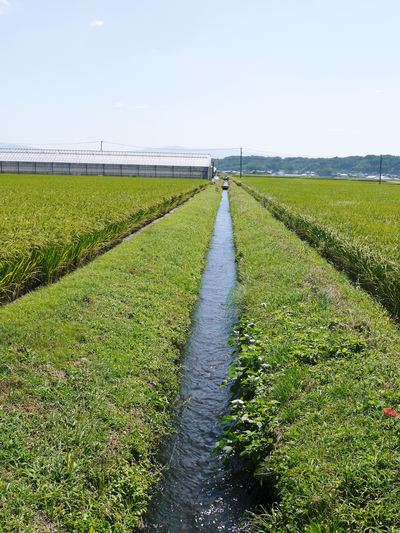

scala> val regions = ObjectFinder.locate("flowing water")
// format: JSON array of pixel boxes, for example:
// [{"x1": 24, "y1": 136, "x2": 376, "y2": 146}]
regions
[{"x1": 145, "y1": 190, "x2": 260, "y2": 532}]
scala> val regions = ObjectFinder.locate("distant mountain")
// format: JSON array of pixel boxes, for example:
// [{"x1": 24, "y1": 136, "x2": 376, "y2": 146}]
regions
[{"x1": 216, "y1": 155, "x2": 400, "y2": 177}]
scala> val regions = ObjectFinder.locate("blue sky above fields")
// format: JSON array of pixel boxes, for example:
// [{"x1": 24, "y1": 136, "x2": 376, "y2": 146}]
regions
[{"x1": 1, "y1": 0, "x2": 400, "y2": 157}]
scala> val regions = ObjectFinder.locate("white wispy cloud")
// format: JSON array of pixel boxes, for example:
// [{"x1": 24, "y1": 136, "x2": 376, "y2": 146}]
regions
[
  {"x1": 135, "y1": 104, "x2": 149, "y2": 110},
  {"x1": 90, "y1": 20, "x2": 104, "y2": 28},
  {"x1": 113, "y1": 101, "x2": 126, "y2": 109},
  {"x1": 0, "y1": 0, "x2": 10, "y2": 16},
  {"x1": 329, "y1": 127, "x2": 344, "y2": 133},
  {"x1": 375, "y1": 88, "x2": 400, "y2": 96}
]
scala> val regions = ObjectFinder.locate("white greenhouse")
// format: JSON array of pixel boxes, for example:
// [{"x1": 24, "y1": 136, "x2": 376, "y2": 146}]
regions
[{"x1": 0, "y1": 148, "x2": 213, "y2": 179}]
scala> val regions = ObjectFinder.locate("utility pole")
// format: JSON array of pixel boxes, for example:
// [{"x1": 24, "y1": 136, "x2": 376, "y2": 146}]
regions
[
  {"x1": 239, "y1": 147, "x2": 243, "y2": 180},
  {"x1": 379, "y1": 154, "x2": 383, "y2": 184},
  {"x1": 100, "y1": 140, "x2": 103, "y2": 152}
]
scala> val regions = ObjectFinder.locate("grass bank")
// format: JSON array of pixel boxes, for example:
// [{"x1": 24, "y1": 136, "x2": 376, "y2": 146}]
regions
[
  {"x1": 0, "y1": 175, "x2": 206, "y2": 303},
  {"x1": 0, "y1": 187, "x2": 219, "y2": 531},
  {"x1": 222, "y1": 184, "x2": 400, "y2": 531},
  {"x1": 238, "y1": 179, "x2": 400, "y2": 320}
]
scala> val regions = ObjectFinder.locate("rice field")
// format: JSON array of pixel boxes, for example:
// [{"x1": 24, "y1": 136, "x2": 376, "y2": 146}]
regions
[
  {"x1": 0, "y1": 174, "x2": 206, "y2": 301},
  {"x1": 226, "y1": 184, "x2": 400, "y2": 531},
  {"x1": 0, "y1": 186, "x2": 220, "y2": 531},
  {"x1": 240, "y1": 177, "x2": 400, "y2": 317},
  {"x1": 4, "y1": 172, "x2": 400, "y2": 531},
  {"x1": 243, "y1": 176, "x2": 400, "y2": 255}
]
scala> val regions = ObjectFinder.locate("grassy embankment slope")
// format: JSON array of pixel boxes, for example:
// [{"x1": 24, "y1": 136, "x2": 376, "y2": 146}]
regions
[
  {"x1": 223, "y1": 184, "x2": 400, "y2": 531},
  {"x1": 0, "y1": 175, "x2": 206, "y2": 302},
  {"x1": 240, "y1": 176, "x2": 400, "y2": 319},
  {"x1": 0, "y1": 187, "x2": 219, "y2": 532}
]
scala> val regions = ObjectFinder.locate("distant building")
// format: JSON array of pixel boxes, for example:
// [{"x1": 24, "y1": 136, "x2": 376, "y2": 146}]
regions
[{"x1": 0, "y1": 148, "x2": 213, "y2": 179}]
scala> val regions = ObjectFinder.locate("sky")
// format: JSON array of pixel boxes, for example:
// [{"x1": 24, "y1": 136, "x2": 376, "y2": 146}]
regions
[{"x1": 1, "y1": 0, "x2": 400, "y2": 157}]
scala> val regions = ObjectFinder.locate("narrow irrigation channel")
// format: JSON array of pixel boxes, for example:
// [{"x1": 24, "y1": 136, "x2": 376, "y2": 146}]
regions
[{"x1": 145, "y1": 190, "x2": 259, "y2": 532}]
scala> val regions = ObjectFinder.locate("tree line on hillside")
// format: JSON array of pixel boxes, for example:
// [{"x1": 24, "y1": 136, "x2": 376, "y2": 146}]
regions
[{"x1": 215, "y1": 155, "x2": 400, "y2": 176}]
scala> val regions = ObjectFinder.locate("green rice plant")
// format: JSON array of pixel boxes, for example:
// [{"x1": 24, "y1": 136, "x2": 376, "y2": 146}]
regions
[
  {"x1": 239, "y1": 178, "x2": 400, "y2": 319},
  {"x1": 0, "y1": 175, "x2": 206, "y2": 301},
  {"x1": 0, "y1": 187, "x2": 220, "y2": 531},
  {"x1": 225, "y1": 184, "x2": 400, "y2": 531},
  {"x1": 242, "y1": 176, "x2": 400, "y2": 257}
]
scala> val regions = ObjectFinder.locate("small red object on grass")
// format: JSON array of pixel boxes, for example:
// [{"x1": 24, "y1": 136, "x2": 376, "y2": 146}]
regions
[{"x1": 384, "y1": 407, "x2": 400, "y2": 418}]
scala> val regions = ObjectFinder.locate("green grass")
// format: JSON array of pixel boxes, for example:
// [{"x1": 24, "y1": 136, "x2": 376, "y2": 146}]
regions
[
  {"x1": 239, "y1": 177, "x2": 400, "y2": 319},
  {"x1": 0, "y1": 186, "x2": 220, "y2": 532},
  {"x1": 222, "y1": 184, "x2": 400, "y2": 531},
  {"x1": 0, "y1": 174, "x2": 206, "y2": 302}
]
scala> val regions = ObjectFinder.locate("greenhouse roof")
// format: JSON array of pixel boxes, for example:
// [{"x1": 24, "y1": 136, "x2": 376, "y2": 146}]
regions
[{"x1": 0, "y1": 148, "x2": 212, "y2": 168}]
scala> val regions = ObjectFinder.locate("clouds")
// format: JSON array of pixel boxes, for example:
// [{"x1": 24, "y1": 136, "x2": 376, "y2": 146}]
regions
[
  {"x1": 0, "y1": 0, "x2": 10, "y2": 16},
  {"x1": 375, "y1": 88, "x2": 400, "y2": 96},
  {"x1": 90, "y1": 20, "x2": 104, "y2": 28}
]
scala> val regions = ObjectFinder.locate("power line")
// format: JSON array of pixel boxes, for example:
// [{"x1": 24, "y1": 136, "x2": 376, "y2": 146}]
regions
[
  {"x1": 3, "y1": 140, "x2": 389, "y2": 160},
  {"x1": 243, "y1": 147, "x2": 308, "y2": 158},
  {"x1": 0, "y1": 139, "x2": 300, "y2": 157},
  {"x1": 102, "y1": 141, "x2": 148, "y2": 150},
  {"x1": 14, "y1": 140, "x2": 100, "y2": 147},
  {"x1": 0, "y1": 139, "x2": 243, "y2": 153}
]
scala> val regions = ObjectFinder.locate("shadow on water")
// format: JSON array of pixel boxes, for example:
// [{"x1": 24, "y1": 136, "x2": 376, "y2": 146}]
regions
[{"x1": 144, "y1": 191, "x2": 263, "y2": 532}]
